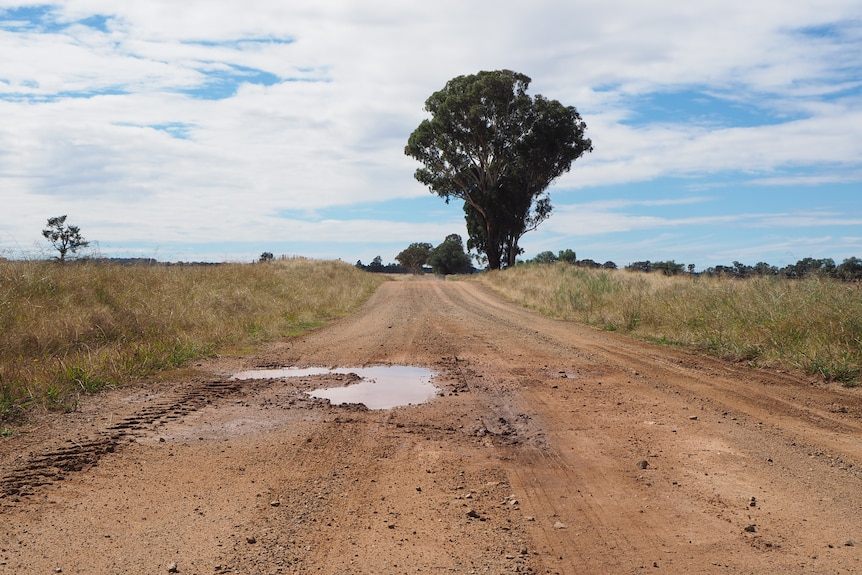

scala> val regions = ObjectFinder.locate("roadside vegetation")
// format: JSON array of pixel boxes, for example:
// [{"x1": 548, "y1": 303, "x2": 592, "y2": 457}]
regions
[
  {"x1": 477, "y1": 263, "x2": 862, "y2": 386},
  {"x1": 0, "y1": 258, "x2": 384, "y2": 420}
]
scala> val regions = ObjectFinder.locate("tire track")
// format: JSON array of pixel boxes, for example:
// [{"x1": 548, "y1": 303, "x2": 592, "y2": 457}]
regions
[{"x1": 0, "y1": 380, "x2": 243, "y2": 500}]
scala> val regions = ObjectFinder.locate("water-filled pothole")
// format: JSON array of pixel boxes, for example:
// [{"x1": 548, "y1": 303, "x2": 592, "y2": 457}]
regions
[{"x1": 232, "y1": 366, "x2": 438, "y2": 410}]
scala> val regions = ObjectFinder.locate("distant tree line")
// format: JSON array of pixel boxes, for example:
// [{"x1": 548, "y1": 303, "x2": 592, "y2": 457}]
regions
[
  {"x1": 85, "y1": 258, "x2": 223, "y2": 267},
  {"x1": 355, "y1": 256, "x2": 408, "y2": 274},
  {"x1": 622, "y1": 257, "x2": 862, "y2": 281},
  {"x1": 519, "y1": 251, "x2": 862, "y2": 281},
  {"x1": 703, "y1": 257, "x2": 862, "y2": 281},
  {"x1": 625, "y1": 260, "x2": 688, "y2": 275},
  {"x1": 525, "y1": 250, "x2": 618, "y2": 270}
]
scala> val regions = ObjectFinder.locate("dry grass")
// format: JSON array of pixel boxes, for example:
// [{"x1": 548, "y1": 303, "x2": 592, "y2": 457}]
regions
[
  {"x1": 0, "y1": 258, "x2": 384, "y2": 419},
  {"x1": 476, "y1": 263, "x2": 862, "y2": 385}
]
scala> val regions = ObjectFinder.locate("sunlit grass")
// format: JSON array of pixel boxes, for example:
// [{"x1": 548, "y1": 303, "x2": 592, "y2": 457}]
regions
[
  {"x1": 0, "y1": 258, "x2": 385, "y2": 419},
  {"x1": 476, "y1": 263, "x2": 862, "y2": 385}
]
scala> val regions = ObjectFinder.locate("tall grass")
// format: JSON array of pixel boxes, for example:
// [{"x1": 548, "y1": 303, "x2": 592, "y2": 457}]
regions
[
  {"x1": 477, "y1": 263, "x2": 862, "y2": 385},
  {"x1": 0, "y1": 258, "x2": 384, "y2": 419}
]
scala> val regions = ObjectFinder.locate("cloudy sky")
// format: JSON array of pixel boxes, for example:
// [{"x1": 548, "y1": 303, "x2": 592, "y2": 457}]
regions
[{"x1": 1, "y1": 1, "x2": 860, "y2": 269}]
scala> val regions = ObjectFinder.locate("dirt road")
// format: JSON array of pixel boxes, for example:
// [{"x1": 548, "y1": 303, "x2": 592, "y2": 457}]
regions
[{"x1": 2, "y1": 278, "x2": 862, "y2": 574}]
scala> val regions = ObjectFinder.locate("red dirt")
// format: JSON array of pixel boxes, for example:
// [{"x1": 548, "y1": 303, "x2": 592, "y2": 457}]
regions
[{"x1": 2, "y1": 278, "x2": 861, "y2": 574}]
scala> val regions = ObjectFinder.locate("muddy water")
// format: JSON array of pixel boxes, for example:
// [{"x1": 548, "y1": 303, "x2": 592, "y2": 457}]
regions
[{"x1": 233, "y1": 365, "x2": 438, "y2": 410}]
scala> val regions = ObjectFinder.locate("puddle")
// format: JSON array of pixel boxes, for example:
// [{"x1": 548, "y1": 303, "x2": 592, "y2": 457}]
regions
[
  {"x1": 233, "y1": 367, "x2": 333, "y2": 379},
  {"x1": 232, "y1": 365, "x2": 438, "y2": 410}
]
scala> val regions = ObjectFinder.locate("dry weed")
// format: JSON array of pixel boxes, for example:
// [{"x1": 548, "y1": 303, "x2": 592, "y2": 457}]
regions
[
  {"x1": 0, "y1": 259, "x2": 384, "y2": 419},
  {"x1": 477, "y1": 263, "x2": 862, "y2": 385}
]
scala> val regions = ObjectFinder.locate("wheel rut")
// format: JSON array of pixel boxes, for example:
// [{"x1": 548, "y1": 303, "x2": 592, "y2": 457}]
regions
[{"x1": 0, "y1": 379, "x2": 243, "y2": 500}]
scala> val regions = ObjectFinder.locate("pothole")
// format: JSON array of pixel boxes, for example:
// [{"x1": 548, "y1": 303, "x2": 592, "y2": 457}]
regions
[{"x1": 232, "y1": 365, "x2": 438, "y2": 410}]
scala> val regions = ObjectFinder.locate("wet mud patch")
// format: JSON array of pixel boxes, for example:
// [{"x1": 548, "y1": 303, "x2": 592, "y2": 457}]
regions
[{"x1": 136, "y1": 366, "x2": 438, "y2": 444}]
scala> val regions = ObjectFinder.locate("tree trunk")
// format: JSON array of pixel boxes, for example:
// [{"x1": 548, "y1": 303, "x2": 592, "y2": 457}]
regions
[
  {"x1": 485, "y1": 219, "x2": 502, "y2": 270},
  {"x1": 506, "y1": 239, "x2": 519, "y2": 268}
]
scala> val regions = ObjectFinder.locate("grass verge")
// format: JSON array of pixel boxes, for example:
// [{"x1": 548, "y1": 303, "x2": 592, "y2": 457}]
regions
[
  {"x1": 0, "y1": 258, "x2": 384, "y2": 420},
  {"x1": 476, "y1": 263, "x2": 862, "y2": 386}
]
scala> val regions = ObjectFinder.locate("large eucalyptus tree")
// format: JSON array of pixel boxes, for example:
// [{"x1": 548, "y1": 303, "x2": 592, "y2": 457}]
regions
[{"x1": 405, "y1": 70, "x2": 592, "y2": 269}]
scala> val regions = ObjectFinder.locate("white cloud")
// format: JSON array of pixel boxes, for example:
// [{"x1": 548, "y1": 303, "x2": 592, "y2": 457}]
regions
[{"x1": 547, "y1": 200, "x2": 862, "y2": 236}]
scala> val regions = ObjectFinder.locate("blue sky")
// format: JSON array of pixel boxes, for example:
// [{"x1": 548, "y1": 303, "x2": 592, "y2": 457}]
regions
[{"x1": 1, "y1": 1, "x2": 860, "y2": 269}]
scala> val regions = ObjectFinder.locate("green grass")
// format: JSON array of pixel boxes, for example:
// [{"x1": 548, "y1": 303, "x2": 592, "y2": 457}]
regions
[
  {"x1": 476, "y1": 263, "x2": 862, "y2": 386},
  {"x1": 0, "y1": 258, "x2": 385, "y2": 420}
]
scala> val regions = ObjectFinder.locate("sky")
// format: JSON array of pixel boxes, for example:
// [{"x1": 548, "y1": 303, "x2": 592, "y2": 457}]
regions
[{"x1": 1, "y1": 1, "x2": 861, "y2": 270}]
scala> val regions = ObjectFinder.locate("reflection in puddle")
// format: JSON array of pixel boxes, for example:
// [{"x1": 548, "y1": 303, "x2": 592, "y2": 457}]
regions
[
  {"x1": 232, "y1": 365, "x2": 438, "y2": 410},
  {"x1": 310, "y1": 366, "x2": 438, "y2": 410},
  {"x1": 233, "y1": 367, "x2": 332, "y2": 379}
]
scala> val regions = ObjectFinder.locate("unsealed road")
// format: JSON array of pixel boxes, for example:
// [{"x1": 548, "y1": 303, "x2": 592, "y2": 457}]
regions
[{"x1": 2, "y1": 278, "x2": 862, "y2": 574}]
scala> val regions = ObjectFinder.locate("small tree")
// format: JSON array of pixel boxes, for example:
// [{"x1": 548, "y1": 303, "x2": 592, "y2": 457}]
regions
[
  {"x1": 837, "y1": 257, "x2": 862, "y2": 281},
  {"x1": 367, "y1": 256, "x2": 385, "y2": 273},
  {"x1": 532, "y1": 251, "x2": 557, "y2": 264},
  {"x1": 557, "y1": 249, "x2": 577, "y2": 264},
  {"x1": 626, "y1": 261, "x2": 652, "y2": 273},
  {"x1": 427, "y1": 234, "x2": 472, "y2": 275},
  {"x1": 396, "y1": 242, "x2": 433, "y2": 274},
  {"x1": 259, "y1": 252, "x2": 274, "y2": 263},
  {"x1": 653, "y1": 260, "x2": 685, "y2": 276},
  {"x1": 42, "y1": 215, "x2": 89, "y2": 262}
]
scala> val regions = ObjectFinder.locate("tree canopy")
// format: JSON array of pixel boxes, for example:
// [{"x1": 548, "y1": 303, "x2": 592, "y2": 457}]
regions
[
  {"x1": 531, "y1": 250, "x2": 558, "y2": 264},
  {"x1": 405, "y1": 70, "x2": 592, "y2": 270},
  {"x1": 396, "y1": 242, "x2": 433, "y2": 274},
  {"x1": 427, "y1": 234, "x2": 472, "y2": 275},
  {"x1": 42, "y1": 215, "x2": 89, "y2": 262}
]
